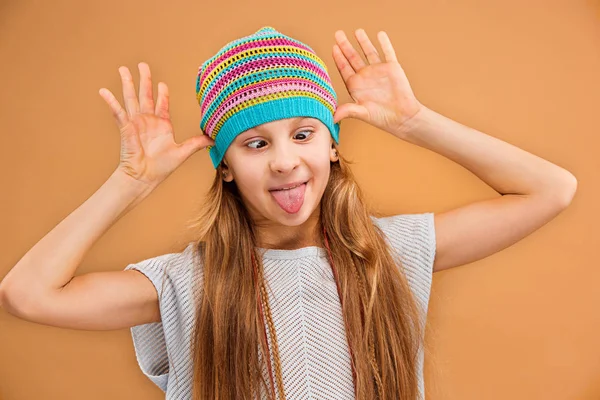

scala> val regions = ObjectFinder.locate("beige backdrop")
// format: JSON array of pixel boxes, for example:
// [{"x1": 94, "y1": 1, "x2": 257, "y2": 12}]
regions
[{"x1": 0, "y1": 0, "x2": 598, "y2": 399}]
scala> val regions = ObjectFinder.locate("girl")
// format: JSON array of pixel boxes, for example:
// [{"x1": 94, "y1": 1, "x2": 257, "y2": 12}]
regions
[{"x1": 0, "y1": 26, "x2": 576, "y2": 400}]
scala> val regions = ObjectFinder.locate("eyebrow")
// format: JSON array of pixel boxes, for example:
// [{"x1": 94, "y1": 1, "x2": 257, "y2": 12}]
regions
[{"x1": 248, "y1": 117, "x2": 313, "y2": 133}]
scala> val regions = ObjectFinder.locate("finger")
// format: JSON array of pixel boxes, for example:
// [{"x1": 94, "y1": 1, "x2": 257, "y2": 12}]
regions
[
  {"x1": 334, "y1": 30, "x2": 366, "y2": 72},
  {"x1": 155, "y1": 82, "x2": 171, "y2": 120},
  {"x1": 334, "y1": 102, "x2": 369, "y2": 123},
  {"x1": 98, "y1": 88, "x2": 129, "y2": 129},
  {"x1": 118, "y1": 66, "x2": 140, "y2": 118},
  {"x1": 377, "y1": 31, "x2": 398, "y2": 63},
  {"x1": 138, "y1": 62, "x2": 155, "y2": 114},
  {"x1": 354, "y1": 28, "x2": 381, "y2": 64},
  {"x1": 332, "y1": 44, "x2": 356, "y2": 83},
  {"x1": 178, "y1": 134, "x2": 215, "y2": 161}
]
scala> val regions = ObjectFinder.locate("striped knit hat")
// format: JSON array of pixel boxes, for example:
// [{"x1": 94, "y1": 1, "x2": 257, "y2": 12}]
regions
[{"x1": 195, "y1": 26, "x2": 341, "y2": 169}]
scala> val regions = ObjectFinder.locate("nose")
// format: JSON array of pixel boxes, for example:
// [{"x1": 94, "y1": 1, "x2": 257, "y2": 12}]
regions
[{"x1": 269, "y1": 141, "x2": 300, "y2": 174}]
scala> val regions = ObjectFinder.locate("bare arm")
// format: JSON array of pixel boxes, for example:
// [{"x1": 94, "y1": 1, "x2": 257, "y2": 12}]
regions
[
  {"x1": 0, "y1": 62, "x2": 214, "y2": 329},
  {"x1": 0, "y1": 169, "x2": 153, "y2": 317},
  {"x1": 397, "y1": 106, "x2": 577, "y2": 272},
  {"x1": 330, "y1": 29, "x2": 577, "y2": 273},
  {"x1": 397, "y1": 105, "x2": 576, "y2": 200},
  {"x1": 3, "y1": 269, "x2": 163, "y2": 331},
  {"x1": 2, "y1": 169, "x2": 151, "y2": 293}
]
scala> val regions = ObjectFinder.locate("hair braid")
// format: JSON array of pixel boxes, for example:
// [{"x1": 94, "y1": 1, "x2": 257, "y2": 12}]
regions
[
  {"x1": 251, "y1": 251, "x2": 278, "y2": 400},
  {"x1": 259, "y1": 275, "x2": 286, "y2": 399},
  {"x1": 248, "y1": 362, "x2": 255, "y2": 400},
  {"x1": 324, "y1": 223, "x2": 384, "y2": 400},
  {"x1": 349, "y1": 260, "x2": 384, "y2": 399}
]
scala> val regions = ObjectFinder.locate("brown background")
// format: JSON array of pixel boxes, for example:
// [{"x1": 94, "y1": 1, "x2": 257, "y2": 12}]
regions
[{"x1": 0, "y1": 0, "x2": 598, "y2": 399}]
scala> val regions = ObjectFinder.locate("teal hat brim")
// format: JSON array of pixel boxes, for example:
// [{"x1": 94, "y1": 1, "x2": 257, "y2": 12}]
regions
[{"x1": 207, "y1": 96, "x2": 340, "y2": 169}]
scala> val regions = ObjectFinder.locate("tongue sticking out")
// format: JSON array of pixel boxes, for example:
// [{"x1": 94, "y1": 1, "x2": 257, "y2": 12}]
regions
[{"x1": 270, "y1": 183, "x2": 306, "y2": 214}]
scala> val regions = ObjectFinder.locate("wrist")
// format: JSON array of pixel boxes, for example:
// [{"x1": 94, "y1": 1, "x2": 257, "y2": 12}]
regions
[
  {"x1": 393, "y1": 103, "x2": 433, "y2": 141},
  {"x1": 109, "y1": 168, "x2": 156, "y2": 200}
]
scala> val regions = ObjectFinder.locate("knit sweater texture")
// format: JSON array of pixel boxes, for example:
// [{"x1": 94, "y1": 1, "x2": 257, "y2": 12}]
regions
[{"x1": 124, "y1": 212, "x2": 437, "y2": 399}]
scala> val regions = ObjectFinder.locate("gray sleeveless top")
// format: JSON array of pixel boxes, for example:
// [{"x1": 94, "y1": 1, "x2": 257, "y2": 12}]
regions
[{"x1": 124, "y1": 213, "x2": 436, "y2": 399}]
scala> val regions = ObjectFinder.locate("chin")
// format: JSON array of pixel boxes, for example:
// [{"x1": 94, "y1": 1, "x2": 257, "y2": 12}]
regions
[{"x1": 273, "y1": 203, "x2": 313, "y2": 225}]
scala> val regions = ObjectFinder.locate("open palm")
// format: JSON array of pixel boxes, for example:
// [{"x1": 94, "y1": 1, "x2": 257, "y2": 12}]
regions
[
  {"x1": 332, "y1": 29, "x2": 423, "y2": 136},
  {"x1": 99, "y1": 62, "x2": 215, "y2": 188}
]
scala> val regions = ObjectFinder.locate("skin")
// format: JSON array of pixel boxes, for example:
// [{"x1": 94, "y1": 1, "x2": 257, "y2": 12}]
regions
[
  {"x1": 220, "y1": 116, "x2": 339, "y2": 250},
  {"x1": 329, "y1": 28, "x2": 577, "y2": 272}
]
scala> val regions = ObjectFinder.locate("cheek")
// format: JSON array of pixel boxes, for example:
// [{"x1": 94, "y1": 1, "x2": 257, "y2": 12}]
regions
[
  {"x1": 312, "y1": 151, "x2": 332, "y2": 174},
  {"x1": 308, "y1": 155, "x2": 332, "y2": 190},
  {"x1": 236, "y1": 171, "x2": 262, "y2": 194}
]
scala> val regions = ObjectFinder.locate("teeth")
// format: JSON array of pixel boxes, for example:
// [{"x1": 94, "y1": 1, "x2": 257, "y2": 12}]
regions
[{"x1": 275, "y1": 183, "x2": 303, "y2": 191}]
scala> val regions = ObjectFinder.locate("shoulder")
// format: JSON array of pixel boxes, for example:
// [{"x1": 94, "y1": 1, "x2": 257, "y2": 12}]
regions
[
  {"x1": 370, "y1": 213, "x2": 437, "y2": 314},
  {"x1": 123, "y1": 242, "x2": 203, "y2": 391},
  {"x1": 123, "y1": 242, "x2": 203, "y2": 299},
  {"x1": 370, "y1": 212, "x2": 436, "y2": 267}
]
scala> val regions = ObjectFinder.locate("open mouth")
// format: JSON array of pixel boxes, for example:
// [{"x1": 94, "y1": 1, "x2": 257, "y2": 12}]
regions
[
  {"x1": 269, "y1": 181, "x2": 309, "y2": 192},
  {"x1": 269, "y1": 181, "x2": 308, "y2": 214}
]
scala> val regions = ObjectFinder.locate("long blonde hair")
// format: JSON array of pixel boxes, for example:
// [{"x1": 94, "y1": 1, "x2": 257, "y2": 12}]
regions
[{"x1": 184, "y1": 148, "x2": 425, "y2": 399}]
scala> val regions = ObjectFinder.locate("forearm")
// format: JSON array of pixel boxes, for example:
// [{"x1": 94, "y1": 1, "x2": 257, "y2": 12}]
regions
[
  {"x1": 0, "y1": 169, "x2": 153, "y2": 298},
  {"x1": 396, "y1": 105, "x2": 577, "y2": 201}
]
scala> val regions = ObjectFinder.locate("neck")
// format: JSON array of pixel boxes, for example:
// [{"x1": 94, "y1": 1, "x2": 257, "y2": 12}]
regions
[{"x1": 255, "y1": 211, "x2": 324, "y2": 250}]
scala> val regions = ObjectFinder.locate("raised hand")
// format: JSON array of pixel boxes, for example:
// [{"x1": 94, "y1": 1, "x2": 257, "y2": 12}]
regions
[
  {"x1": 99, "y1": 62, "x2": 215, "y2": 188},
  {"x1": 332, "y1": 29, "x2": 424, "y2": 137}
]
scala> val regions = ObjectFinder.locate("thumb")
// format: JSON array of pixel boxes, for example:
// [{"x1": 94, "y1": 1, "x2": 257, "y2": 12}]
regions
[
  {"x1": 334, "y1": 103, "x2": 369, "y2": 124},
  {"x1": 178, "y1": 134, "x2": 215, "y2": 161}
]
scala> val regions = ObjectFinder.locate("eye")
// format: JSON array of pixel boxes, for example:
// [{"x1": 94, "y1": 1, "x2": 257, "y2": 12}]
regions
[
  {"x1": 246, "y1": 139, "x2": 267, "y2": 149},
  {"x1": 245, "y1": 130, "x2": 314, "y2": 149},
  {"x1": 294, "y1": 130, "x2": 313, "y2": 141}
]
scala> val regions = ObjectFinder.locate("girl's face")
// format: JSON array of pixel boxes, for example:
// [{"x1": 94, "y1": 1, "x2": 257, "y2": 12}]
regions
[{"x1": 221, "y1": 117, "x2": 338, "y2": 227}]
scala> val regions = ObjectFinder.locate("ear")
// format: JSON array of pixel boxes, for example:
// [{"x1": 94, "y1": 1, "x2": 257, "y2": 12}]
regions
[
  {"x1": 330, "y1": 141, "x2": 339, "y2": 163},
  {"x1": 220, "y1": 160, "x2": 234, "y2": 182}
]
